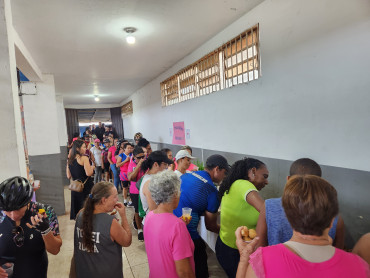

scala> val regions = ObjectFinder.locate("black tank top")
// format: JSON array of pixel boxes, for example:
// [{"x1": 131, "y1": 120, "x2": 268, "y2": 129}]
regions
[{"x1": 69, "y1": 159, "x2": 88, "y2": 181}]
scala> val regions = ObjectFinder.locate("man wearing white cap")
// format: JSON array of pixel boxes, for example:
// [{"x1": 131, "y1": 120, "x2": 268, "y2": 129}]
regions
[{"x1": 174, "y1": 150, "x2": 196, "y2": 177}]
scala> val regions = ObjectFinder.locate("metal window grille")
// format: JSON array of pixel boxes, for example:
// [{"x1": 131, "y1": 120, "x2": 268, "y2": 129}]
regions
[
  {"x1": 223, "y1": 25, "x2": 259, "y2": 88},
  {"x1": 121, "y1": 100, "x2": 133, "y2": 116},
  {"x1": 160, "y1": 24, "x2": 260, "y2": 107},
  {"x1": 179, "y1": 66, "x2": 196, "y2": 102},
  {"x1": 161, "y1": 75, "x2": 179, "y2": 106}
]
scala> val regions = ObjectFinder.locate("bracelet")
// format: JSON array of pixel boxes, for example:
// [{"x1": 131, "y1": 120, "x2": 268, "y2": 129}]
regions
[{"x1": 41, "y1": 227, "x2": 52, "y2": 236}]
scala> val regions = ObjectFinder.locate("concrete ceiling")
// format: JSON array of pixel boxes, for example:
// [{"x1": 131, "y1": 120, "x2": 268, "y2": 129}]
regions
[
  {"x1": 11, "y1": 0, "x2": 263, "y2": 106},
  {"x1": 78, "y1": 109, "x2": 111, "y2": 123}
]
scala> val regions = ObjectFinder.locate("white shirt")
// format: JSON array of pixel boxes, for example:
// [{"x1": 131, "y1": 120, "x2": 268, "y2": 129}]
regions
[
  {"x1": 139, "y1": 174, "x2": 152, "y2": 225},
  {"x1": 90, "y1": 146, "x2": 102, "y2": 166},
  {"x1": 174, "y1": 170, "x2": 191, "y2": 178}
]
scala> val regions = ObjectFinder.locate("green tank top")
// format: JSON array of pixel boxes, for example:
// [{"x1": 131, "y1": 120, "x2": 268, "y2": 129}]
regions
[{"x1": 219, "y1": 179, "x2": 260, "y2": 249}]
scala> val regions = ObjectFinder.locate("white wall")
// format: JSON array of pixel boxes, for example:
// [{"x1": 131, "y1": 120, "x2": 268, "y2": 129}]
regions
[
  {"x1": 56, "y1": 95, "x2": 68, "y2": 147},
  {"x1": 0, "y1": 0, "x2": 27, "y2": 181},
  {"x1": 22, "y1": 74, "x2": 61, "y2": 155},
  {"x1": 122, "y1": 0, "x2": 370, "y2": 172}
]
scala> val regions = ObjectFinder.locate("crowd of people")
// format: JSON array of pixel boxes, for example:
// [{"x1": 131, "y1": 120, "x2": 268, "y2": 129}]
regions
[{"x1": 0, "y1": 128, "x2": 370, "y2": 277}]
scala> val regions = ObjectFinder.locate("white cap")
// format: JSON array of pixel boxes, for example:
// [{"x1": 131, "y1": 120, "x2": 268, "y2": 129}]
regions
[{"x1": 175, "y1": 150, "x2": 195, "y2": 161}]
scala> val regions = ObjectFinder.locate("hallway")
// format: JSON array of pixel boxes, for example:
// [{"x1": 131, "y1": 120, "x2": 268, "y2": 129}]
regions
[{"x1": 47, "y1": 187, "x2": 226, "y2": 277}]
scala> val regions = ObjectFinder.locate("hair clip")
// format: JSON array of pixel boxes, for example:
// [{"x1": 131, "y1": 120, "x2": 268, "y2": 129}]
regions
[{"x1": 89, "y1": 194, "x2": 93, "y2": 199}]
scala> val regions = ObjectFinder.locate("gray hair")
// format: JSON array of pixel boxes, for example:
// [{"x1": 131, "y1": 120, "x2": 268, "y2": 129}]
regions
[{"x1": 149, "y1": 170, "x2": 181, "y2": 205}]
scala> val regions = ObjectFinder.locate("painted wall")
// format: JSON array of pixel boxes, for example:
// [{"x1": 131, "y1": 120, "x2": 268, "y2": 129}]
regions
[
  {"x1": 122, "y1": 0, "x2": 370, "y2": 173},
  {"x1": 22, "y1": 74, "x2": 61, "y2": 155},
  {"x1": 56, "y1": 95, "x2": 68, "y2": 147},
  {"x1": 0, "y1": 0, "x2": 27, "y2": 181},
  {"x1": 22, "y1": 74, "x2": 66, "y2": 214}
]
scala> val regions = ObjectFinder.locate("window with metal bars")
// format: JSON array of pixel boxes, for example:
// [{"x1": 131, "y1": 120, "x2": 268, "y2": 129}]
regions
[
  {"x1": 160, "y1": 24, "x2": 260, "y2": 107},
  {"x1": 121, "y1": 100, "x2": 133, "y2": 117}
]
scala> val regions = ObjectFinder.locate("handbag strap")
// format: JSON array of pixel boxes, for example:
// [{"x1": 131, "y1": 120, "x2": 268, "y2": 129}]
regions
[{"x1": 82, "y1": 177, "x2": 90, "y2": 185}]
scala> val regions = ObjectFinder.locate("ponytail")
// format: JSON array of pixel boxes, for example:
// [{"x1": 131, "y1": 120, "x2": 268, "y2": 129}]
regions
[
  {"x1": 218, "y1": 157, "x2": 265, "y2": 200},
  {"x1": 141, "y1": 158, "x2": 152, "y2": 172},
  {"x1": 81, "y1": 182, "x2": 114, "y2": 252}
]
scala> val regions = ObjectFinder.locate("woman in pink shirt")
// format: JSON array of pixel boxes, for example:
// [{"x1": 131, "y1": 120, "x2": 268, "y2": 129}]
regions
[
  {"x1": 127, "y1": 146, "x2": 146, "y2": 241},
  {"x1": 144, "y1": 170, "x2": 195, "y2": 278},
  {"x1": 235, "y1": 175, "x2": 370, "y2": 278},
  {"x1": 108, "y1": 138, "x2": 119, "y2": 191}
]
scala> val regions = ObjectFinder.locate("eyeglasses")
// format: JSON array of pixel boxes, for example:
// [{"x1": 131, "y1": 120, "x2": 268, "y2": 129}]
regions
[{"x1": 12, "y1": 226, "x2": 24, "y2": 247}]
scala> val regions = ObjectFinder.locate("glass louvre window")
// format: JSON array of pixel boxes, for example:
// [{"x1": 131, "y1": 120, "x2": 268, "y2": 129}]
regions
[
  {"x1": 161, "y1": 75, "x2": 179, "y2": 106},
  {"x1": 197, "y1": 52, "x2": 221, "y2": 96},
  {"x1": 160, "y1": 24, "x2": 260, "y2": 107},
  {"x1": 179, "y1": 66, "x2": 196, "y2": 102},
  {"x1": 223, "y1": 25, "x2": 259, "y2": 88},
  {"x1": 121, "y1": 100, "x2": 133, "y2": 116}
]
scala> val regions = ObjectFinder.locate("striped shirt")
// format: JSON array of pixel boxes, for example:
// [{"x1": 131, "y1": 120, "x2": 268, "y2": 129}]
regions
[{"x1": 173, "y1": 171, "x2": 220, "y2": 239}]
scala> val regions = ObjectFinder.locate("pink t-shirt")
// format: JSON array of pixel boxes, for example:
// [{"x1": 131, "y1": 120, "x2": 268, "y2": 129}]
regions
[
  {"x1": 249, "y1": 244, "x2": 370, "y2": 278},
  {"x1": 144, "y1": 211, "x2": 195, "y2": 278},
  {"x1": 127, "y1": 158, "x2": 144, "y2": 194},
  {"x1": 108, "y1": 146, "x2": 117, "y2": 164}
]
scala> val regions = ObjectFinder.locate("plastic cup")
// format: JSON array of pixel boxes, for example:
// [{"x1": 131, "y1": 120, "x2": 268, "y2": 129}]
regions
[
  {"x1": 182, "y1": 207, "x2": 192, "y2": 217},
  {"x1": 1, "y1": 262, "x2": 14, "y2": 277}
]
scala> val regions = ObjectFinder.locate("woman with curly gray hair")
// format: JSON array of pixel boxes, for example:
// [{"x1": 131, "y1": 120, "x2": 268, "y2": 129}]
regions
[{"x1": 144, "y1": 170, "x2": 195, "y2": 278}]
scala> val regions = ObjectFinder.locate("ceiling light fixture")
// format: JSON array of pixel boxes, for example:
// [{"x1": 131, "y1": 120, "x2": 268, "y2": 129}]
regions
[
  {"x1": 123, "y1": 27, "x2": 137, "y2": 44},
  {"x1": 94, "y1": 96, "x2": 100, "y2": 102}
]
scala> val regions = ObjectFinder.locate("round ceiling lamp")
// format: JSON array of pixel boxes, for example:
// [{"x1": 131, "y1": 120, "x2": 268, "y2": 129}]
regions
[
  {"x1": 123, "y1": 27, "x2": 137, "y2": 44},
  {"x1": 94, "y1": 96, "x2": 100, "y2": 102}
]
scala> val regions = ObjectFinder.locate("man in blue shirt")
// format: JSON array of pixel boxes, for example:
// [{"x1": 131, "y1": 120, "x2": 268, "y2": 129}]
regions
[
  {"x1": 255, "y1": 158, "x2": 345, "y2": 249},
  {"x1": 174, "y1": 154, "x2": 230, "y2": 278}
]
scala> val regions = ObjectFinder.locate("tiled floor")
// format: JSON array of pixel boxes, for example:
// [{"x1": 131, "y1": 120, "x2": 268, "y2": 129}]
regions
[{"x1": 47, "y1": 187, "x2": 226, "y2": 277}]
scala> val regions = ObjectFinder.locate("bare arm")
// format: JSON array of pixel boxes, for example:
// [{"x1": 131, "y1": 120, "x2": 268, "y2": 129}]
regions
[
  {"x1": 110, "y1": 202, "x2": 132, "y2": 247},
  {"x1": 66, "y1": 163, "x2": 71, "y2": 179},
  {"x1": 175, "y1": 258, "x2": 195, "y2": 278},
  {"x1": 43, "y1": 233, "x2": 63, "y2": 255},
  {"x1": 82, "y1": 156, "x2": 94, "y2": 176},
  {"x1": 143, "y1": 180, "x2": 157, "y2": 211},
  {"x1": 246, "y1": 191, "x2": 264, "y2": 213},
  {"x1": 255, "y1": 203, "x2": 268, "y2": 248},
  {"x1": 101, "y1": 153, "x2": 105, "y2": 169},
  {"x1": 116, "y1": 155, "x2": 123, "y2": 168},
  {"x1": 128, "y1": 158, "x2": 144, "y2": 181},
  {"x1": 108, "y1": 151, "x2": 114, "y2": 164},
  {"x1": 333, "y1": 215, "x2": 345, "y2": 249},
  {"x1": 245, "y1": 265, "x2": 258, "y2": 278},
  {"x1": 235, "y1": 226, "x2": 259, "y2": 278},
  {"x1": 116, "y1": 155, "x2": 129, "y2": 168},
  {"x1": 204, "y1": 211, "x2": 220, "y2": 234},
  {"x1": 26, "y1": 213, "x2": 62, "y2": 255},
  {"x1": 353, "y1": 233, "x2": 370, "y2": 265}
]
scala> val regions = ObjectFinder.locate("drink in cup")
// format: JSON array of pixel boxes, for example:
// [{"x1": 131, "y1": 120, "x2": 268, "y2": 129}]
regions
[
  {"x1": 182, "y1": 207, "x2": 192, "y2": 222},
  {"x1": 1, "y1": 262, "x2": 14, "y2": 277}
]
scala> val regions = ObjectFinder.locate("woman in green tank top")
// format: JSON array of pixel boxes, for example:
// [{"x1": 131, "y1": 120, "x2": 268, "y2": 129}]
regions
[{"x1": 215, "y1": 158, "x2": 269, "y2": 278}]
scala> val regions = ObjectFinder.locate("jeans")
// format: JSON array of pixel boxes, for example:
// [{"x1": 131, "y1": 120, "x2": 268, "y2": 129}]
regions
[
  {"x1": 94, "y1": 166, "x2": 102, "y2": 184},
  {"x1": 110, "y1": 164, "x2": 120, "y2": 190},
  {"x1": 215, "y1": 236, "x2": 240, "y2": 278}
]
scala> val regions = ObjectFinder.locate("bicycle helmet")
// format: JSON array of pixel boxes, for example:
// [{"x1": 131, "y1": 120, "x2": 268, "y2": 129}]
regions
[{"x1": 0, "y1": 176, "x2": 33, "y2": 211}]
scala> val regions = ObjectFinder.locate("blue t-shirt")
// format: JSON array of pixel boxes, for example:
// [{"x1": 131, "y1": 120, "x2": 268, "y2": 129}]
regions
[
  {"x1": 173, "y1": 171, "x2": 220, "y2": 240},
  {"x1": 265, "y1": 197, "x2": 338, "y2": 245}
]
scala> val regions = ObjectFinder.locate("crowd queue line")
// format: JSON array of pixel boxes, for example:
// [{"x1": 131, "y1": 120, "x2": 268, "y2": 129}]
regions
[{"x1": 0, "y1": 128, "x2": 369, "y2": 278}]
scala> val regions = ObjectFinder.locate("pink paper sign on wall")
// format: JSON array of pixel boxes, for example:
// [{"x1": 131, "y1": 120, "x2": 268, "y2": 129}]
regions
[{"x1": 172, "y1": 121, "x2": 186, "y2": 145}]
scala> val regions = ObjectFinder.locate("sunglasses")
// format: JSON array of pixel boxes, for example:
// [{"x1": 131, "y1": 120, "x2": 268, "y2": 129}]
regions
[
  {"x1": 136, "y1": 155, "x2": 145, "y2": 160},
  {"x1": 12, "y1": 226, "x2": 24, "y2": 247}
]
